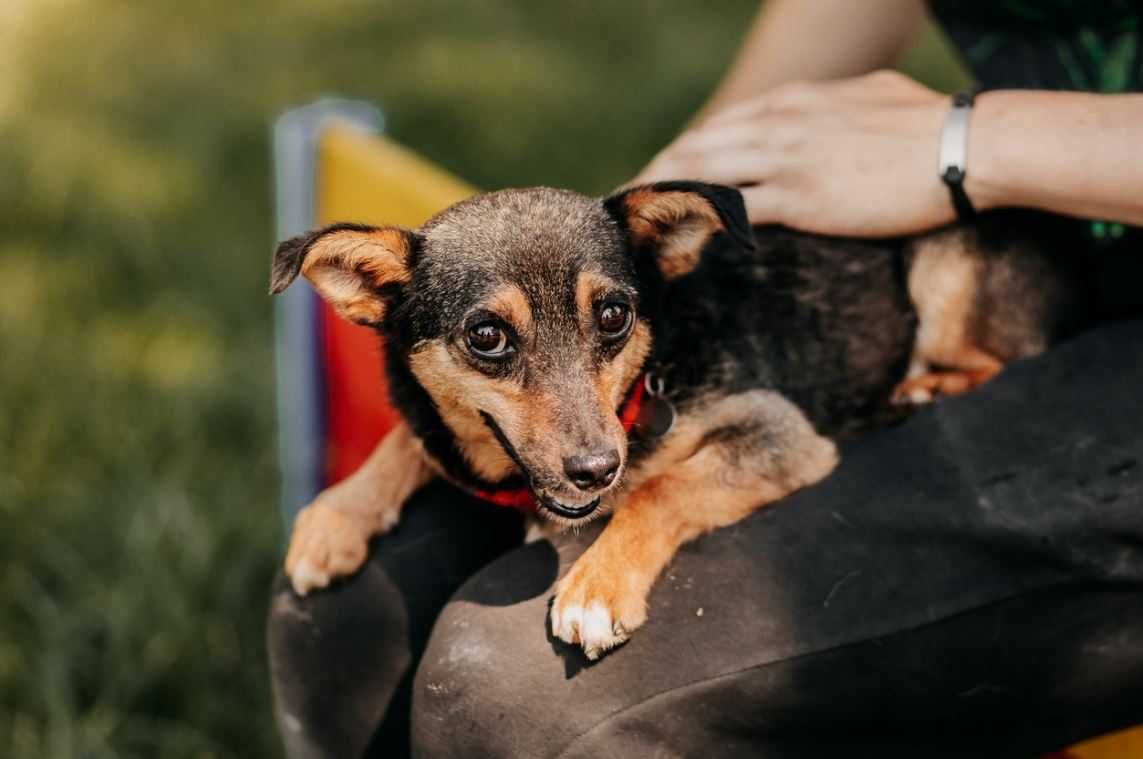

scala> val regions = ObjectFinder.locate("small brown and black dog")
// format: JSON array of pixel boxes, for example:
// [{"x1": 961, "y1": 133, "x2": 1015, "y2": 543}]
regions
[{"x1": 270, "y1": 181, "x2": 1084, "y2": 660}]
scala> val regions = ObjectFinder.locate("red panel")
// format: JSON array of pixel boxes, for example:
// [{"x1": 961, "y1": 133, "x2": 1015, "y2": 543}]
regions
[{"x1": 319, "y1": 300, "x2": 401, "y2": 485}]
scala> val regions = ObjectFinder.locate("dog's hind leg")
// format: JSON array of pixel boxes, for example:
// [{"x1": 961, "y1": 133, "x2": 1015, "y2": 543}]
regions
[
  {"x1": 894, "y1": 231, "x2": 1004, "y2": 405},
  {"x1": 549, "y1": 390, "x2": 837, "y2": 660},
  {"x1": 892, "y1": 343, "x2": 1003, "y2": 404}
]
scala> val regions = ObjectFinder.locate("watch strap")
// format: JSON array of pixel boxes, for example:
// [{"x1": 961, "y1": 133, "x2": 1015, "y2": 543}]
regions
[{"x1": 938, "y1": 88, "x2": 979, "y2": 221}]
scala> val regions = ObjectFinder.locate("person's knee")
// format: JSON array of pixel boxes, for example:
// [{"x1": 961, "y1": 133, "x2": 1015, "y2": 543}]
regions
[
  {"x1": 268, "y1": 561, "x2": 412, "y2": 759},
  {"x1": 266, "y1": 574, "x2": 322, "y2": 641},
  {"x1": 267, "y1": 562, "x2": 411, "y2": 663},
  {"x1": 412, "y1": 604, "x2": 531, "y2": 757},
  {"x1": 411, "y1": 541, "x2": 569, "y2": 758}
]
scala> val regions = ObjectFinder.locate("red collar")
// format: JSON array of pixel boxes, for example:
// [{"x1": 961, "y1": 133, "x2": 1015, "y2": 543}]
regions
[{"x1": 470, "y1": 374, "x2": 649, "y2": 513}]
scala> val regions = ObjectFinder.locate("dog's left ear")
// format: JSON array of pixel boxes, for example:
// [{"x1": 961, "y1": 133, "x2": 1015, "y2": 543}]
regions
[
  {"x1": 604, "y1": 181, "x2": 755, "y2": 280},
  {"x1": 269, "y1": 222, "x2": 415, "y2": 326}
]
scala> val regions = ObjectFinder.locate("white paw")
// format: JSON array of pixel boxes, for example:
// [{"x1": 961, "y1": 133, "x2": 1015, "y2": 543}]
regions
[
  {"x1": 284, "y1": 504, "x2": 371, "y2": 596},
  {"x1": 550, "y1": 600, "x2": 632, "y2": 661},
  {"x1": 907, "y1": 387, "x2": 934, "y2": 404},
  {"x1": 378, "y1": 506, "x2": 400, "y2": 533},
  {"x1": 289, "y1": 557, "x2": 333, "y2": 596},
  {"x1": 549, "y1": 550, "x2": 648, "y2": 660},
  {"x1": 891, "y1": 383, "x2": 934, "y2": 406}
]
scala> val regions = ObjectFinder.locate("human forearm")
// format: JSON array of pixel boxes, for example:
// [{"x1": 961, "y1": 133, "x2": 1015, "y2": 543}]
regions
[
  {"x1": 696, "y1": 0, "x2": 927, "y2": 123},
  {"x1": 637, "y1": 72, "x2": 1143, "y2": 236},
  {"x1": 969, "y1": 91, "x2": 1143, "y2": 225}
]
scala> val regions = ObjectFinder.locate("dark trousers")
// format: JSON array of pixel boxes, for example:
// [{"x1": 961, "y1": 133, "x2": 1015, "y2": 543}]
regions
[{"x1": 268, "y1": 321, "x2": 1143, "y2": 758}]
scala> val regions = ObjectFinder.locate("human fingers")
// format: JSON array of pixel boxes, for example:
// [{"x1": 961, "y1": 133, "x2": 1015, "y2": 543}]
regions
[
  {"x1": 637, "y1": 143, "x2": 775, "y2": 187},
  {"x1": 739, "y1": 183, "x2": 790, "y2": 227}
]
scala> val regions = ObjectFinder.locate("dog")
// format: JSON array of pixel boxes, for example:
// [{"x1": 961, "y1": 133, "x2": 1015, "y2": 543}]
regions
[{"x1": 270, "y1": 181, "x2": 1084, "y2": 660}]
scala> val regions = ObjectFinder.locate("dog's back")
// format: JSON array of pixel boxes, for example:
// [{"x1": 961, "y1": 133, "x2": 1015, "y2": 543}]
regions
[
  {"x1": 655, "y1": 229, "x2": 913, "y2": 438},
  {"x1": 654, "y1": 210, "x2": 1088, "y2": 439}
]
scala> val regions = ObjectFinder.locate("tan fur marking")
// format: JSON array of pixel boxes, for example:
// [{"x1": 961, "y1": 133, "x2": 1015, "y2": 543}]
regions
[
  {"x1": 574, "y1": 271, "x2": 612, "y2": 325},
  {"x1": 575, "y1": 270, "x2": 653, "y2": 413},
  {"x1": 484, "y1": 284, "x2": 533, "y2": 338},
  {"x1": 616, "y1": 391, "x2": 779, "y2": 494},
  {"x1": 284, "y1": 422, "x2": 433, "y2": 594},
  {"x1": 907, "y1": 236, "x2": 978, "y2": 367},
  {"x1": 408, "y1": 342, "x2": 522, "y2": 482},
  {"x1": 623, "y1": 190, "x2": 724, "y2": 280},
  {"x1": 301, "y1": 228, "x2": 411, "y2": 324},
  {"x1": 599, "y1": 321, "x2": 652, "y2": 413}
]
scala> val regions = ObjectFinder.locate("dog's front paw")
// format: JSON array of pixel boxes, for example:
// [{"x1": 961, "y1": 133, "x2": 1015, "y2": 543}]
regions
[
  {"x1": 550, "y1": 550, "x2": 648, "y2": 661},
  {"x1": 284, "y1": 504, "x2": 372, "y2": 596}
]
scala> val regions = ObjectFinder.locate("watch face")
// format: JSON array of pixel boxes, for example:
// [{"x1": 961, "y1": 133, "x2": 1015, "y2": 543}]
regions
[{"x1": 938, "y1": 96, "x2": 971, "y2": 179}]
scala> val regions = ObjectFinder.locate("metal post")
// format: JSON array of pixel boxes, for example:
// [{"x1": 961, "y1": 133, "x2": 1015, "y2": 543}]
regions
[{"x1": 271, "y1": 98, "x2": 384, "y2": 527}]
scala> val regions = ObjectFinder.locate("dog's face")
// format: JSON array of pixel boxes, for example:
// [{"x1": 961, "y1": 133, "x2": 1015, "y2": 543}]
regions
[{"x1": 271, "y1": 182, "x2": 751, "y2": 521}]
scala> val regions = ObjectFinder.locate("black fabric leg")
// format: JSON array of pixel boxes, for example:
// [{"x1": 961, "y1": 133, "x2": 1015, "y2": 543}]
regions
[
  {"x1": 411, "y1": 321, "x2": 1143, "y2": 758},
  {"x1": 267, "y1": 481, "x2": 524, "y2": 759}
]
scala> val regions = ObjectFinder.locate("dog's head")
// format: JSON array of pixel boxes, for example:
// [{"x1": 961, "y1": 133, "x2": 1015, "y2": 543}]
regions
[{"x1": 271, "y1": 182, "x2": 751, "y2": 522}]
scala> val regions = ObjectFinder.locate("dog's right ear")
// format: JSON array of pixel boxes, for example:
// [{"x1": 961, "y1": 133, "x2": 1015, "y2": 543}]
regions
[
  {"x1": 269, "y1": 223, "x2": 415, "y2": 326},
  {"x1": 604, "y1": 181, "x2": 754, "y2": 281}
]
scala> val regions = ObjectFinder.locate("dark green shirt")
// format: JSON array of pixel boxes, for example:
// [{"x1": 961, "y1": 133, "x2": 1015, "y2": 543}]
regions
[
  {"x1": 930, "y1": 1, "x2": 1143, "y2": 92},
  {"x1": 929, "y1": 1, "x2": 1142, "y2": 315}
]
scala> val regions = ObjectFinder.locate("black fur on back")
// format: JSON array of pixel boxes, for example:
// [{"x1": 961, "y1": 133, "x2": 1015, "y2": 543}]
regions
[{"x1": 647, "y1": 227, "x2": 916, "y2": 439}]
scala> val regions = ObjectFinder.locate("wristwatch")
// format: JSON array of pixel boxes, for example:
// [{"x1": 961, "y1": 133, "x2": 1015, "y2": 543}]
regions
[{"x1": 938, "y1": 88, "x2": 979, "y2": 221}]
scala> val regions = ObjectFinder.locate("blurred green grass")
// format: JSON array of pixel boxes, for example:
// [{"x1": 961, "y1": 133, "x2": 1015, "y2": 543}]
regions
[{"x1": 0, "y1": 2, "x2": 965, "y2": 756}]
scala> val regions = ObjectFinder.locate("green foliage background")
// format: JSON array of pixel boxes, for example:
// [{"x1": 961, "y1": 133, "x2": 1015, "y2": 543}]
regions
[{"x1": 0, "y1": 2, "x2": 964, "y2": 756}]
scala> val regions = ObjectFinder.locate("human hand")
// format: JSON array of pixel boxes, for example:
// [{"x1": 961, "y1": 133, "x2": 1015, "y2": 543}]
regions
[{"x1": 633, "y1": 71, "x2": 956, "y2": 237}]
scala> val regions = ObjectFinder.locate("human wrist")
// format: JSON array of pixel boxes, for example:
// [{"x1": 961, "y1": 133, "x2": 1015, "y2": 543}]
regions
[
  {"x1": 961, "y1": 89, "x2": 1076, "y2": 213},
  {"x1": 966, "y1": 91, "x2": 1143, "y2": 225},
  {"x1": 960, "y1": 89, "x2": 1009, "y2": 212}
]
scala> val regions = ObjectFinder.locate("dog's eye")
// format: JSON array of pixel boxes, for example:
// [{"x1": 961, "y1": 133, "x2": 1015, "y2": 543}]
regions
[
  {"x1": 597, "y1": 303, "x2": 632, "y2": 339},
  {"x1": 466, "y1": 322, "x2": 512, "y2": 359}
]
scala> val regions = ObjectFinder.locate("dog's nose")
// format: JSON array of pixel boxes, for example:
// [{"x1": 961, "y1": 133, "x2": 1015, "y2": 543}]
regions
[{"x1": 563, "y1": 449, "x2": 621, "y2": 491}]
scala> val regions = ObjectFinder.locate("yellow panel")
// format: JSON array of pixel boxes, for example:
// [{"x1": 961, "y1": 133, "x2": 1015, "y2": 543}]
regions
[
  {"x1": 1069, "y1": 726, "x2": 1143, "y2": 759},
  {"x1": 315, "y1": 124, "x2": 477, "y2": 228}
]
